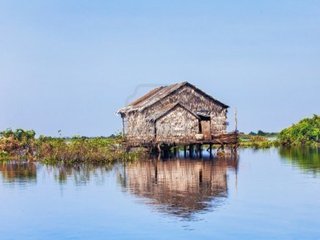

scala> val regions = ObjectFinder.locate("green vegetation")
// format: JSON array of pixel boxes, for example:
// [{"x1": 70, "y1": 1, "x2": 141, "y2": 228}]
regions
[
  {"x1": 239, "y1": 134, "x2": 278, "y2": 148},
  {"x1": 279, "y1": 115, "x2": 320, "y2": 147},
  {"x1": 2, "y1": 115, "x2": 319, "y2": 162},
  {"x1": 0, "y1": 129, "x2": 36, "y2": 160},
  {"x1": 240, "y1": 115, "x2": 320, "y2": 148},
  {"x1": 248, "y1": 130, "x2": 278, "y2": 138},
  {"x1": 0, "y1": 129, "x2": 143, "y2": 163}
]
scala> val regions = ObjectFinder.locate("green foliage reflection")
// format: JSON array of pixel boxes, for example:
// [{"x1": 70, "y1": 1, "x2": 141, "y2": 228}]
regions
[{"x1": 279, "y1": 147, "x2": 320, "y2": 174}]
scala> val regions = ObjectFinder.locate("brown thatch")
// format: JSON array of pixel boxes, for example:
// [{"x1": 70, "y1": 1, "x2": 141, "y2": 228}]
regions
[{"x1": 119, "y1": 82, "x2": 228, "y2": 114}]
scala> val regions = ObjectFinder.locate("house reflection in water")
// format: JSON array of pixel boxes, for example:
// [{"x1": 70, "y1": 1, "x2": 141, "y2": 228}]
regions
[{"x1": 118, "y1": 156, "x2": 238, "y2": 218}]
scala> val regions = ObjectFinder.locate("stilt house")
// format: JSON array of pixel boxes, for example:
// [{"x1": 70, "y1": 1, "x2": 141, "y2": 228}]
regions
[{"x1": 118, "y1": 82, "x2": 232, "y2": 147}]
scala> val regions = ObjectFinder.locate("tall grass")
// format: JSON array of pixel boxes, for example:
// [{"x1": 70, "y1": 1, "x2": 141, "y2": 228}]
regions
[
  {"x1": 239, "y1": 134, "x2": 278, "y2": 148},
  {"x1": 0, "y1": 129, "x2": 144, "y2": 163}
]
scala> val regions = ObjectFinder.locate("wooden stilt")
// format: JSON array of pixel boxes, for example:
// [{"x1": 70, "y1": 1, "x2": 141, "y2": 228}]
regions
[
  {"x1": 173, "y1": 143, "x2": 177, "y2": 157},
  {"x1": 199, "y1": 144, "x2": 202, "y2": 158},
  {"x1": 157, "y1": 143, "x2": 161, "y2": 153},
  {"x1": 189, "y1": 144, "x2": 194, "y2": 158},
  {"x1": 157, "y1": 143, "x2": 161, "y2": 159},
  {"x1": 163, "y1": 144, "x2": 169, "y2": 158}
]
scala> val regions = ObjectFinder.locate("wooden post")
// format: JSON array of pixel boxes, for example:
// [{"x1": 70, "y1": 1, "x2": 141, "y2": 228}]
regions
[
  {"x1": 184, "y1": 145, "x2": 187, "y2": 158},
  {"x1": 189, "y1": 144, "x2": 194, "y2": 158},
  {"x1": 157, "y1": 143, "x2": 161, "y2": 159},
  {"x1": 195, "y1": 144, "x2": 198, "y2": 156},
  {"x1": 196, "y1": 144, "x2": 199, "y2": 157},
  {"x1": 198, "y1": 144, "x2": 202, "y2": 158},
  {"x1": 163, "y1": 144, "x2": 169, "y2": 158},
  {"x1": 209, "y1": 144, "x2": 213, "y2": 158},
  {"x1": 235, "y1": 108, "x2": 238, "y2": 132},
  {"x1": 121, "y1": 116, "x2": 125, "y2": 137},
  {"x1": 173, "y1": 143, "x2": 177, "y2": 157}
]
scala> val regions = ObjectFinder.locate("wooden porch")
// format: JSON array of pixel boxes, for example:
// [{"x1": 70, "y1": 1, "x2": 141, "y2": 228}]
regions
[
  {"x1": 124, "y1": 131, "x2": 239, "y2": 158},
  {"x1": 125, "y1": 131, "x2": 238, "y2": 147}
]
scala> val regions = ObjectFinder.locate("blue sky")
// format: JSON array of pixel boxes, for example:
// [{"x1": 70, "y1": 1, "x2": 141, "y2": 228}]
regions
[{"x1": 0, "y1": 0, "x2": 319, "y2": 136}]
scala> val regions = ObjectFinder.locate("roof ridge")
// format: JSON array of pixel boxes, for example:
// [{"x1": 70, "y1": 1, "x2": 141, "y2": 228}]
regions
[
  {"x1": 118, "y1": 81, "x2": 228, "y2": 114},
  {"x1": 128, "y1": 86, "x2": 164, "y2": 106}
]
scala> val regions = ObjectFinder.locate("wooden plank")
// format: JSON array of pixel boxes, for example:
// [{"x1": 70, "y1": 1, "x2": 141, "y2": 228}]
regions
[{"x1": 124, "y1": 132, "x2": 239, "y2": 148}]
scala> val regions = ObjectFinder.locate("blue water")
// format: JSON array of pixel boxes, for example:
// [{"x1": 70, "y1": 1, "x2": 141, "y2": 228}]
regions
[{"x1": 0, "y1": 148, "x2": 319, "y2": 240}]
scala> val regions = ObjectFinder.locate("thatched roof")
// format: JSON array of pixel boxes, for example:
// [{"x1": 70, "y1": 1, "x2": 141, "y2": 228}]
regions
[{"x1": 118, "y1": 81, "x2": 228, "y2": 114}]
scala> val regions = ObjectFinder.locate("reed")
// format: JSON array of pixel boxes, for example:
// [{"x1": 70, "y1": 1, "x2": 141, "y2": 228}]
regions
[{"x1": 0, "y1": 129, "x2": 144, "y2": 163}]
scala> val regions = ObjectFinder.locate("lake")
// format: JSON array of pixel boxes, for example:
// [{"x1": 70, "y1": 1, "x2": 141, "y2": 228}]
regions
[{"x1": 0, "y1": 148, "x2": 319, "y2": 240}]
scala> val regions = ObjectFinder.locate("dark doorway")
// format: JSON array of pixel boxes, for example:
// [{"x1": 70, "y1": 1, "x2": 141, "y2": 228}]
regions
[{"x1": 198, "y1": 113, "x2": 211, "y2": 140}]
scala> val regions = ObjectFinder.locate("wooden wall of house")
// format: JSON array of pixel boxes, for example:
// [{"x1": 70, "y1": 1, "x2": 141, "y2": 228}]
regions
[
  {"x1": 123, "y1": 111, "x2": 155, "y2": 142},
  {"x1": 155, "y1": 106, "x2": 199, "y2": 142},
  {"x1": 144, "y1": 85, "x2": 228, "y2": 135}
]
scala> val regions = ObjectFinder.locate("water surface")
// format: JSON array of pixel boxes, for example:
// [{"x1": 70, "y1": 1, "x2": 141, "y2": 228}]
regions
[{"x1": 0, "y1": 148, "x2": 319, "y2": 240}]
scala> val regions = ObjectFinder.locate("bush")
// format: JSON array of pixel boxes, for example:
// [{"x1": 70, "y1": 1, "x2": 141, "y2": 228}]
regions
[
  {"x1": 36, "y1": 136, "x2": 129, "y2": 164},
  {"x1": 279, "y1": 115, "x2": 320, "y2": 146},
  {"x1": 0, "y1": 129, "x2": 144, "y2": 163},
  {"x1": 0, "y1": 129, "x2": 36, "y2": 160},
  {"x1": 239, "y1": 135, "x2": 275, "y2": 148}
]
